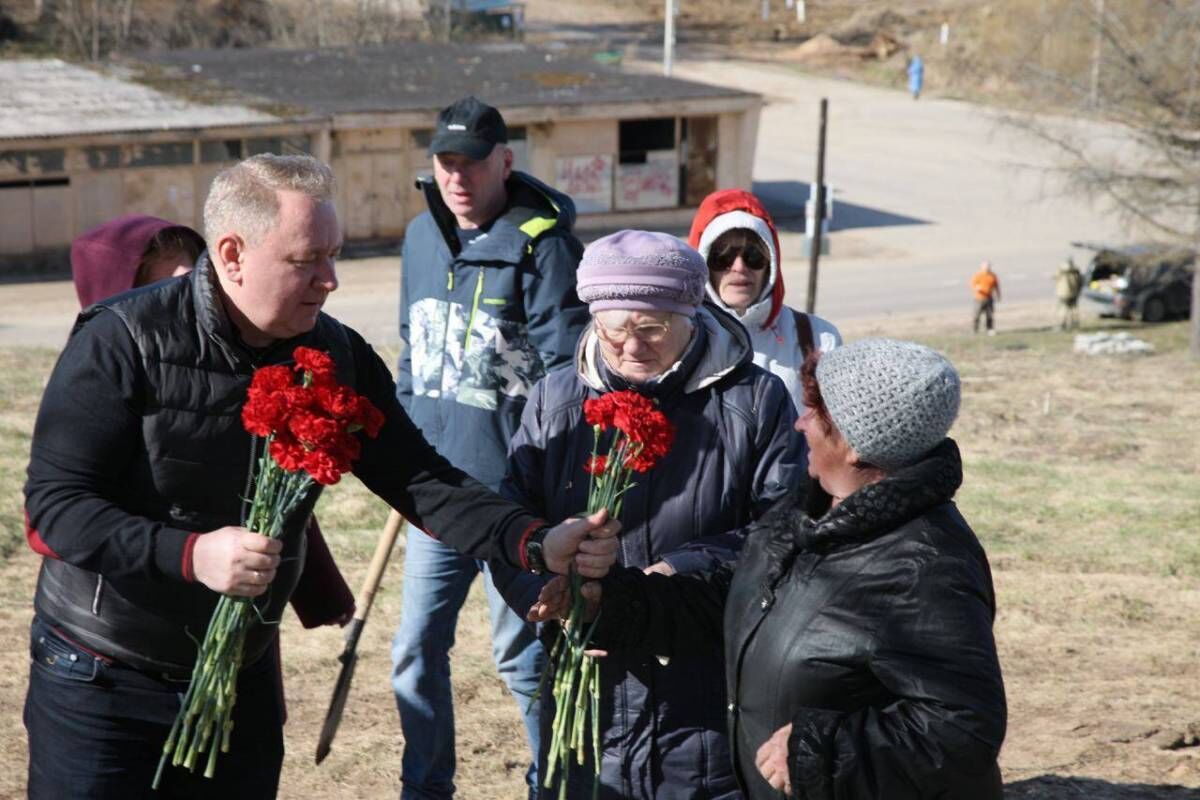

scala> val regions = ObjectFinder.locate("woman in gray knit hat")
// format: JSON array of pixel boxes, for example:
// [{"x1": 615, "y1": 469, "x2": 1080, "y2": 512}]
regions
[
  {"x1": 492, "y1": 229, "x2": 802, "y2": 799},
  {"x1": 535, "y1": 337, "x2": 1007, "y2": 800}
]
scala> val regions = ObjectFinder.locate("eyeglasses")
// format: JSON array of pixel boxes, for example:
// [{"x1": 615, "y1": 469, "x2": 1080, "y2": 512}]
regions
[
  {"x1": 708, "y1": 246, "x2": 768, "y2": 272},
  {"x1": 594, "y1": 318, "x2": 672, "y2": 345}
]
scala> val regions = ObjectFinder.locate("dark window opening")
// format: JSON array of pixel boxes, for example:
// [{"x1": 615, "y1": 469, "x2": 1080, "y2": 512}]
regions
[
  {"x1": 244, "y1": 136, "x2": 310, "y2": 157},
  {"x1": 200, "y1": 140, "x2": 243, "y2": 163},
  {"x1": 618, "y1": 118, "x2": 676, "y2": 164},
  {"x1": 681, "y1": 116, "x2": 718, "y2": 206},
  {"x1": 0, "y1": 177, "x2": 71, "y2": 189},
  {"x1": 128, "y1": 142, "x2": 194, "y2": 168},
  {"x1": 85, "y1": 146, "x2": 122, "y2": 170},
  {"x1": 411, "y1": 129, "x2": 433, "y2": 149},
  {"x1": 0, "y1": 148, "x2": 67, "y2": 175}
]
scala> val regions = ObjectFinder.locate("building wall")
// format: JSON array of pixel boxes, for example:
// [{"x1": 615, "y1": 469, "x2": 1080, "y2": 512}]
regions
[{"x1": 0, "y1": 99, "x2": 760, "y2": 271}]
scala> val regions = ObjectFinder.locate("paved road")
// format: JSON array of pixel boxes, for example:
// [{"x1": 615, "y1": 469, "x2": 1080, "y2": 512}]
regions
[
  {"x1": 659, "y1": 56, "x2": 1131, "y2": 323},
  {"x1": 0, "y1": 55, "x2": 1133, "y2": 348}
]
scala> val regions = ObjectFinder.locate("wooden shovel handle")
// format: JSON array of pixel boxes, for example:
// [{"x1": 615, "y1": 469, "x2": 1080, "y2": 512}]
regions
[{"x1": 353, "y1": 508, "x2": 404, "y2": 624}]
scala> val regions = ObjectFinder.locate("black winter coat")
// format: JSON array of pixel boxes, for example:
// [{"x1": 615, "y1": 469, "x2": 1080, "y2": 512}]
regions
[
  {"x1": 25, "y1": 258, "x2": 544, "y2": 674},
  {"x1": 595, "y1": 439, "x2": 1007, "y2": 799}
]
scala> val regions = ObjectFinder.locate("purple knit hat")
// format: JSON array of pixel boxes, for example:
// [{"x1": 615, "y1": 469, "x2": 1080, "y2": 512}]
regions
[{"x1": 576, "y1": 230, "x2": 708, "y2": 317}]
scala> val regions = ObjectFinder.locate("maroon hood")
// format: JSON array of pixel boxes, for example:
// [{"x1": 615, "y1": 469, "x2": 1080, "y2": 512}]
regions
[{"x1": 70, "y1": 215, "x2": 190, "y2": 308}]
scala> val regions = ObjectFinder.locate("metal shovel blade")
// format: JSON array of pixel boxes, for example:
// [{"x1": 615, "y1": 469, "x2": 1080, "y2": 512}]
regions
[{"x1": 315, "y1": 626, "x2": 361, "y2": 764}]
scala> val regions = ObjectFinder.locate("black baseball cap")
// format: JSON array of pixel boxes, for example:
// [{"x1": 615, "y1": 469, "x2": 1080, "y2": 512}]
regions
[{"x1": 428, "y1": 96, "x2": 508, "y2": 160}]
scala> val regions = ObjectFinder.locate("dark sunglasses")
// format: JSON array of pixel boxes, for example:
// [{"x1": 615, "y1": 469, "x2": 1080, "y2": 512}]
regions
[{"x1": 708, "y1": 246, "x2": 768, "y2": 272}]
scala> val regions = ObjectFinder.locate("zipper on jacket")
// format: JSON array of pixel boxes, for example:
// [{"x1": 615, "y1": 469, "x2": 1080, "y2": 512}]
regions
[
  {"x1": 462, "y1": 270, "x2": 485, "y2": 354},
  {"x1": 241, "y1": 434, "x2": 259, "y2": 525},
  {"x1": 91, "y1": 575, "x2": 104, "y2": 615}
]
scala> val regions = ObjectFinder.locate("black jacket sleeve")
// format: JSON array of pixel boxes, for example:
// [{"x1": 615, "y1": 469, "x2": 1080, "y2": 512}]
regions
[
  {"x1": 347, "y1": 330, "x2": 545, "y2": 567},
  {"x1": 786, "y1": 552, "x2": 1007, "y2": 800},
  {"x1": 589, "y1": 563, "x2": 734, "y2": 662},
  {"x1": 24, "y1": 309, "x2": 196, "y2": 581}
]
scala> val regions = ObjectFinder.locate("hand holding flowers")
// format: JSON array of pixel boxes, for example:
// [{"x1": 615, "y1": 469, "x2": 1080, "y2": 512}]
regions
[
  {"x1": 539, "y1": 508, "x2": 621, "y2": 577},
  {"x1": 153, "y1": 346, "x2": 382, "y2": 788},
  {"x1": 540, "y1": 389, "x2": 675, "y2": 798}
]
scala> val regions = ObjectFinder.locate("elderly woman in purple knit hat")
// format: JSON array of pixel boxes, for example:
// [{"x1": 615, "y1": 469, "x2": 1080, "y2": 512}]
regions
[{"x1": 491, "y1": 229, "x2": 801, "y2": 799}]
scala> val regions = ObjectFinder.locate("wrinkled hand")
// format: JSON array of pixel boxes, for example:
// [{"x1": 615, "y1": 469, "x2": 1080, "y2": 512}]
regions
[
  {"x1": 643, "y1": 560, "x2": 675, "y2": 577},
  {"x1": 191, "y1": 526, "x2": 282, "y2": 597},
  {"x1": 542, "y1": 509, "x2": 621, "y2": 577},
  {"x1": 755, "y1": 723, "x2": 793, "y2": 794},
  {"x1": 527, "y1": 575, "x2": 602, "y2": 623},
  {"x1": 527, "y1": 577, "x2": 607, "y2": 656}
]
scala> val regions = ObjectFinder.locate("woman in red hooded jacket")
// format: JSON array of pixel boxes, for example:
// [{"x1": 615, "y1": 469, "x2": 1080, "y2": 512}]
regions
[
  {"x1": 689, "y1": 190, "x2": 841, "y2": 413},
  {"x1": 60, "y1": 214, "x2": 354, "y2": 629}
]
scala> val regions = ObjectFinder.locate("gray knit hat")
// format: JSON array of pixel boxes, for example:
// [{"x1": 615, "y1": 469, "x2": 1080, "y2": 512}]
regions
[{"x1": 815, "y1": 338, "x2": 961, "y2": 471}]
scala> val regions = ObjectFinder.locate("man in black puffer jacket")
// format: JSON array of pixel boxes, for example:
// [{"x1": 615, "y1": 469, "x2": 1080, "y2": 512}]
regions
[{"x1": 22, "y1": 154, "x2": 619, "y2": 800}]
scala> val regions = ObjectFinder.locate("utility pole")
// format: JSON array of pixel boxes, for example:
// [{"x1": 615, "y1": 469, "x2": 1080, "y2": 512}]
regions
[
  {"x1": 663, "y1": 0, "x2": 674, "y2": 77},
  {"x1": 805, "y1": 97, "x2": 828, "y2": 315},
  {"x1": 90, "y1": 0, "x2": 100, "y2": 61},
  {"x1": 1090, "y1": 0, "x2": 1105, "y2": 108},
  {"x1": 1192, "y1": 189, "x2": 1200, "y2": 360}
]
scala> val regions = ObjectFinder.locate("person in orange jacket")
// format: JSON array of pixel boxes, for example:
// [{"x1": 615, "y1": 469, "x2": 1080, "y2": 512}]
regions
[{"x1": 971, "y1": 260, "x2": 1001, "y2": 335}]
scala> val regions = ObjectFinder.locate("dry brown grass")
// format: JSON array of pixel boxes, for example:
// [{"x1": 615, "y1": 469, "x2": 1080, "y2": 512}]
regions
[{"x1": 1, "y1": 310, "x2": 1198, "y2": 798}]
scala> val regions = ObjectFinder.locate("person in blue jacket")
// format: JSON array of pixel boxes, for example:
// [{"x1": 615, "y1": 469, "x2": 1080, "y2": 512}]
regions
[
  {"x1": 391, "y1": 96, "x2": 589, "y2": 799},
  {"x1": 908, "y1": 54, "x2": 925, "y2": 99}
]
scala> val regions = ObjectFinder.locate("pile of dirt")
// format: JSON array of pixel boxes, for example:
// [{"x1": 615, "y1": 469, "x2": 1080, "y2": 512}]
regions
[
  {"x1": 828, "y1": 7, "x2": 909, "y2": 46},
  {"x1": 780, "y1": 31, "x2": 902, "y2": 64}
]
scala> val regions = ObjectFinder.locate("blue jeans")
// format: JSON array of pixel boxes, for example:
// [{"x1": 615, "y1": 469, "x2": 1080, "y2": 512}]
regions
[
  {"x1": 391, "y1": 527, "x2": 544, "y2": 800},
  {"x1": 24, "y1": 615, "x2": 284, "y2": 799}
]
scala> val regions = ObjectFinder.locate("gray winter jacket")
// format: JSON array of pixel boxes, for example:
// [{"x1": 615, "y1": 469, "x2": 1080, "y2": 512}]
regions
[{"x1": 493, "y1": 305, "x2": 802, "y2": 799}]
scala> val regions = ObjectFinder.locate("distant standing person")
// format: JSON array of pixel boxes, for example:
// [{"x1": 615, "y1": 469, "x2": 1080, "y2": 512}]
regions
[
  {"x1": 971, "y1": 260, "x2": 1001, "y2": 335},
  {"x1": 1054, "y1": 258, "x2": 1084, "y2": 330},
  {"x1": 908, "y1": 54, "x2": 925, "y2": 100},
  {"x1": 392, "y1": 95, "x2": 589, "y2": 799}
]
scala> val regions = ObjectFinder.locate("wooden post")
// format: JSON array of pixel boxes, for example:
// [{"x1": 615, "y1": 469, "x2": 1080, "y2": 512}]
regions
[
  {"x1": 1191, "y1": 192, "x2": 1200, "y2": 360},
  {"x1": 805, "y1": 97, "x2": 828, "y2": 315},
  {"x1": 663, "y1": 0, "x2": 674, "y2": 77},
  {"x1": 1090, "y1": 0, "x2": 1105, "y2": 108}
]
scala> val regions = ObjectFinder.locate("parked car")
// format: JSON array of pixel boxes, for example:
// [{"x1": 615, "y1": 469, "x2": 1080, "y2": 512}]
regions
[
  {"x1": 426, "y1": 0, "x2": 524, "y2": 39},
  {"x1": 1072, "y1": 241, "x2": 1195, "y2": 322}
]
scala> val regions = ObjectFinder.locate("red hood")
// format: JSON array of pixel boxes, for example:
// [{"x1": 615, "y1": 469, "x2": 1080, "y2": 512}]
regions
[
  {"x1": 688, "y1": 189, "x2": 785, "y2": 329},
  {"x1": 71, "y1": 215, "x2": 189, "y2": 308}
]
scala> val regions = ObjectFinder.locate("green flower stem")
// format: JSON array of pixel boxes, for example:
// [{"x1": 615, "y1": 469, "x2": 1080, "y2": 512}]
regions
[
  {"x1": 152, "y1": 434, "x2": 315, "y2": 789},
  {"x1": 542, "y1": 425, "x2": 652, "y2": 797}
]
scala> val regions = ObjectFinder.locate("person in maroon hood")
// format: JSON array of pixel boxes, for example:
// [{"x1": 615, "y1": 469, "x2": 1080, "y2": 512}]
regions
[{"x1": 63, "y1": 214, "x2": 355, "y2": 628}]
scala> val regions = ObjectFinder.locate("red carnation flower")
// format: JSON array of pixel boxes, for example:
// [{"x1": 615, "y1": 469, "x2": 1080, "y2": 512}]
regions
[
  {"x1": 269, "y1": 433, "x2": 307, "y2": 472},
  {"x1": 584, "y1": 455, "x2": 608, "y2": 476},
  {"x1": 583, "y1": 394, "x2": 615, "y2": 429},
  {"x1": 293, "y1": 347, "x2": 336, "y2": 385}
]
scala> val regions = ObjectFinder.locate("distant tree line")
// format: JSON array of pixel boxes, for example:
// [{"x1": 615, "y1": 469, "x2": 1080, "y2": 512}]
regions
[{"x1": 0, "y1": 0, "x2": 427, "y2": 59}]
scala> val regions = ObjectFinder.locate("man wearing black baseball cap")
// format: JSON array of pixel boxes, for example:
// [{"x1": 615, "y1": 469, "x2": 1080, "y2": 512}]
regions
[{"x1": 392, "y1": 96, "x2": 589, "y2": 799}]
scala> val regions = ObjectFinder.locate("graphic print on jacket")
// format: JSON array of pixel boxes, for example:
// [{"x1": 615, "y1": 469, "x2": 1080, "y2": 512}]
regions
[{"x1": 408, "y1": 293, "x2": 545, "y2": 410}]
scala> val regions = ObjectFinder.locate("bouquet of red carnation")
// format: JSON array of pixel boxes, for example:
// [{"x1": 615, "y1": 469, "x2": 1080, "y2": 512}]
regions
[
  {"x1": 153, "y1": 346, "x2": 383, "y2": 788},
  {"x1": 542, "y1": 389, "x2": 674, "y2": 798}
]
